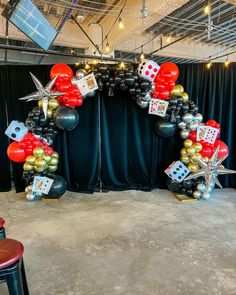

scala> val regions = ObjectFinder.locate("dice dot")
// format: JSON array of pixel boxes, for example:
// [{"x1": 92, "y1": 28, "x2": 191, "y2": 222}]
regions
[
  {"x1": 184, "y1": 170, "x2": 187, "y2": 173},
  {"x1": 173, "y1": 171, "x2": 177, "y2": 175},
  {"x1": 151, "y1": 74, "x2": 154, "y2": 78},
  {"x1": 145, "y1": 71, "x2": 149, "y2": 75},
  {"x1": 181, "y1": 173, "x2": 184, "y2": 176},
  {"x1": 176, "y1": 168, "x2": 180, "y2": 171},
  {"x1": 15, "y1": 127, "x2": 20, "y2": 132},
  {"x1": 11, "y1": 133, "x2": 16, "y2": 138},
  {"x1": 140, "y1": 66, "x2": 143, "y2": 70},
  {"x1": 154, "y1": 68, "x2": 158, "y2": 72},
  {"x1": 148, "y1": 64, "x2": 152, "y2": 69},
  {"x1": 142, "y1": 62, "x2": 146, "y2": 66},
  {"x1": 179, "y1": 165, "x2": 182, "y2": 168},
  {"x1": 178, "y1": 176, "x2": 181, "y2": 179}
]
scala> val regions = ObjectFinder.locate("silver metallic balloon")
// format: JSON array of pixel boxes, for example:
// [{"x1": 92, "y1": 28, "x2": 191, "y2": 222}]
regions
[
  {"x1": 151, "y1": 82, "x2": 155, "y2": 93},
  {"x1": 178, "y1": 121, "x2": 187, "y2": 130},
  {"x1": 87, "y1": 90, "x2": 96, "y2": 97},
  {"x1": 182, "y1": 113, "x2": 194, "y2": 124},
  {"x1": 26, "y1": 192, "x2": 36, "y2": 201},
  {"x1": 142, "y1": 92, "x2": 151, "y2": 102},
  {"x1": 75, "y1": 69, "x2": 87, "y2": 80},
  {"x1": 193, "y1": 191, "x2": 201, "y2": 199},
  {"x1": 196, "y1": 183, "x2": 206, "y2": 193},
  {"x1": 138, "y1": 100, "x2": 149, "y2": 109},
  {"x1": 193, "y1": 113, "x2": 203, "y2": 123},
  {"x1": 202, "y1": 192, "x2": 210, "y2": 200},
  {"x1": 71, "y1": 76, "x2": 79, "y2": 84},
  {"x1": 188, "y1": 122, "x2": 199, "y2": 131},
  {"x1": 25, "y1": 185, "x2": 33, "y2": 193},
  {"x1": 35, "y1": 192, "x2": 44, "y2": 198},
  {"x1": 180, "y1": 129, "x2": 190, "y2": 139}
]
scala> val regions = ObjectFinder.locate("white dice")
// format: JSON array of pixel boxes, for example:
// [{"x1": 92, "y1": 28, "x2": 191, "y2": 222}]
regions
[
  {"x1": 165, "y1": 161, "x2": 190, "y2": 183},
  {"x1": 137, "y1": 59, "x2": 160, "y2": 82},
  {"x1": 5, "y1": 120, "x2": 28, "y2": 141}
]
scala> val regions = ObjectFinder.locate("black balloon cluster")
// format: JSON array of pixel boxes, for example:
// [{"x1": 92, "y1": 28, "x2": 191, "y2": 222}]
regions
[
  {"x1": 155, "y1": 97, "x2": 199, "y2": 138},
  {"x1": 93, "y1": 65, "x2": 152, "y2": 104},
  {"x1": 23, "y1": 170, "x2": 55, "y2": 184},
  {"x1": 25, "y1": 107, "x2": 58, "y2": 145}
]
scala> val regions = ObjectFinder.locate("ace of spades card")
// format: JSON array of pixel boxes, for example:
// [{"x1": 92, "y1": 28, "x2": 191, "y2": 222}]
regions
[
  {"x1": 148, "y1": 98, "x2": 169, "y2": 117},
  {"x1": 32, "y1": 176, "x2": 54, "y2": 195}
]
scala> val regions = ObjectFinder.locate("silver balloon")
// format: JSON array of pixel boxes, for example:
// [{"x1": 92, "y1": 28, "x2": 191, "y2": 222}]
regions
[
  {"x1": 193, "y1": 113, "x2": 203, "y2": 123},
  {"x1": 142, "y1": 92, "x2": 151, "y2": 102},
  {"x1": 151, "y1": 83, "x2": 156, "y2": 93},
  {"x1": 35, "y1": 192, "x2": 44, "y2": 198},
  {"x1": 178, "y1": 121, "x2": 187, "y2": 130},
  {"x1": 196, "y1": 183, "x2": 206, "y2": 193},
  {"x1": 137, "y1": 98, "x2": 149, "y2": 109},
  {"x1": 75, "y1": 69, "x2": 87, "y2": 80},
  {"x1": 71, "y1": 76, "x2": 79, "y2": 84},
  {"x1": 26, "y1": 192, "x2": 36, "y2": 201},
  {"x1": 202, "y1": 192, "x2": 210, "y2": 200},
  {"x1": 180, "y1": 129, "x2": 190, "y2": 139},
  {"x1": 188, "y1": 122, "x2": 199, "y2": 131},
  {"x1": 25, "y1": 185, "x2": 33, "y2": 193},
  {"x1": 87, "y1": 90, "x2": 96, "y2": 97},
  {"x1": 182, "y1": 113, "x2": 194, "y2": 124},
  {"x1": 193, "y1": 191, "x2": 201, "y2": 199}
]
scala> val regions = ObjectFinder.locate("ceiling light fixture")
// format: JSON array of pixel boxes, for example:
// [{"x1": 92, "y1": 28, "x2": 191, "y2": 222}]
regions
[
  {"x1": 166, "y1": 35, "x2": 171, "y2": 43},
  {"x1": 206, "y1": 60, "x2": 212, "y2": 69},
  {"x1": 118, "y1": 17, "x2": 124, "y2": 29},
  {"x1": 105, "y1": 38, "x2": 110, "y2": 52},
  {"x1": 85, "y1": 62, "x2": 90, "y2": 70},
  {"x1": 120, "y1": 61, "x2": 125, "y2": 68},
  {"x1": 204, "y1": 4, "x2": 211, "y2": 15},
  {"x1": 225, "y1": 56, "x2": 231, "y2": 67},
  {"x1": 140, "y1": 45, "x2": 145, "y2": 60}
]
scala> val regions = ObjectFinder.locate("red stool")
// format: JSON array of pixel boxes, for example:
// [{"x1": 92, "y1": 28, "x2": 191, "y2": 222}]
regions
[
  {"x1": 0, "y1": 239, "x2": 29, "y2": 295},
  {"x1": 0, "y1": 218, "x2": 5, "y2": 239}
]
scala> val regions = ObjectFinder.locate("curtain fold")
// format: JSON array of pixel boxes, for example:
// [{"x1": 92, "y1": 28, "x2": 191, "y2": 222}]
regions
[{"x1": 0, "y1": 64, "x2": 235, "y2": 192}]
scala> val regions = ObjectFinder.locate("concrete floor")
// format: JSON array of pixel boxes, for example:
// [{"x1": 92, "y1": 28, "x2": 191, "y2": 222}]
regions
[{"x1": 0, "y1": 189, "x2": 236, "y2": 295}]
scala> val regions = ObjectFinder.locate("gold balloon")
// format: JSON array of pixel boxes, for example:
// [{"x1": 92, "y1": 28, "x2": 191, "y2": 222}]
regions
[
  {"x1": 186, "y1": 147, "x2": 195, "y2": 156},
  {"x1": 193, "y1": 143, "x2": 202, "y2": 153},
  {"x1": 48, "y1": 98, "x2": 60, "y2": 111},
  {"x1": 202, "y1": 156, "x2": 209, "y2": 163},
  {"x1": 180, "y1": 92, "x2": 189, "y2": 103},
  {"x1": 180, "y1": 155, "x2": 190, "y2": 164},
  {"x1": 34, "y1": 166, "x2": 46, "y2": 172},
  {"x1": 38, "y1": 99, "x2": 43, "y2": 108},
  {"x1": 170, "y1": 85, "x2": 182, "y2": 96},
  {"x1": 183, "y1": 139, "x2": 193, "y2": 148},
  {"x1": 33, "y1": 146, "x2": 45, "y2": 158},
  {"x1": 26, "y1": 155, "x2": 36, "y2": 165},
  {"x1": 48, "y1": 165, "x2": 58, "y2": 172},
  {"x1": 52, "y1": 151, "x2": 59, "y2": 159},
  {"x1": 47, "y1": 109, "x2": 53, "y2": 119},
  {"x1": 190, "y1": 153, "x2": 202, "y2": 163},
  {"x1": 34, "y1": 158, "x2": 47, "y2": 168},
  {"x1": 176, "y1": 84, "x2": 184, "y2": 93},
  {"x1": 43, "y1": 154, "x2": 52, "y2": 163},
  {"x1": 188, "y1": 163, "x2": 199, "y2": 173},
  {"x1": 195, "y1": 153, "x2": 202, "y2": 160},
  {"x1": 23, "y1": 162, "x2": 34, "y2": 171},
  {"x1": 49, "y1": 157, "x2": 59, "y2": 166},
  {"x1": 180, "y1": 148, "x2": 188, "y2": 156}
]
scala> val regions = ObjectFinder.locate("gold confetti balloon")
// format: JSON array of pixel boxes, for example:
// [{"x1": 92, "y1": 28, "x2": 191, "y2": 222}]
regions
[
  {"x1": 26, "y1": 155, "x2": 36, "y2": 165},
  {"x1": 33, "y1": 147, "x2": 45, "y2": 158},
  {"x1": 183, "y1": 139, "x2": 193, "y2": 148}
]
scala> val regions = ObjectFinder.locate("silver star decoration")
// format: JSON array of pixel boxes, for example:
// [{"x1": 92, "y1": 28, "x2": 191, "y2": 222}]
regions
[
  {"x1": 19, "y1": 72, "x2": 64, "y2": 117},
  {"x1": 185, "y1": 146, "x2": 236, "y2": 192}
]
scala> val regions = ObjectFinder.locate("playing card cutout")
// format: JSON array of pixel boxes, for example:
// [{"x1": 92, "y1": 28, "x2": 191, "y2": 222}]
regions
[
  {"x1": 72, "y1": 73, "x2": 98, "y2": 96},
  {"x1": 148, "y1": 98, "x2": 168, "y2": 117},
  {"x1": 165, "y1": 160, "x2": 190, "y2": 183},
  {"x1": 197, "y1": 126, "x2": 218, "y2": 144},
  {"x1": 32, "y1": 176, "x2": 54, "y2": 195}
]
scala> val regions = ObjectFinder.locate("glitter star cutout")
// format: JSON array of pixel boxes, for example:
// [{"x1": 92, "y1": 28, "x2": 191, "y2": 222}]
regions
[
  {"x1": 19, "y1": 72, "x2": 64, "y2": 117},
  {"x1": 185, "y1": 146, "x2": 236, "y2": 192}
]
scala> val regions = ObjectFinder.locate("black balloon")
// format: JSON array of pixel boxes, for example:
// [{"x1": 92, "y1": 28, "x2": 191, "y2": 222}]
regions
[
  {"x1": 155, "y1": 121, "x2": 176, "y2": 137},
  {"x1": 166, "y1": 178, "x2": 182, "y2": 193},
  {"x1": 54, "y1": 106, "x2": 79, "y2": 131},
  {"x1": 47, "y1": 175, "x2": 67, "y2": 198}
]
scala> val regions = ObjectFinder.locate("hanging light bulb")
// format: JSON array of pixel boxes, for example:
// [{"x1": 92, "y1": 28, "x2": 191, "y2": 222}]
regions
[
  {"x1": 120, "y1": 61, "x2": 125, "y2": 68},
  {"x1": 225, "y1": 57, "x2": 231, "y2": 67},
  {"x1": 206, "y1": 61, "x2": 212, "y2": 69},
  {"x1": 204, "y1": 4, "x2": 211, "y2": 14},
  {"x1": 105, "y1": 38, "x2": 110, "y2": 52},
  {"x1": 140, "y1": 46, "x2": 145, "y2": 60},
  {"x1": 118, "y1": 17, "x2": 124, "y2": 29},
  {"x1": 85, "y1": 62, "x2": 90, "y2": 70},
  {"x1": 166, "y1": 35, "x2": 171, "y2": 43},
  {"x1": 70, "y1": 49, "x2": 74, "y2": 54},
  {"x1": 93, "y1": 59, "x2": 97, "y2": 65},
  {"x1": 75, "y1": 61, "x2": 79, "y2": 66}
]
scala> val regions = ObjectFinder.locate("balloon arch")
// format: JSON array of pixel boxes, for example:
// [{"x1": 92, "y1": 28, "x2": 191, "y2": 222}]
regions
[{"x1": 5, "y1": 61, "x2": 235, "y2": 201}]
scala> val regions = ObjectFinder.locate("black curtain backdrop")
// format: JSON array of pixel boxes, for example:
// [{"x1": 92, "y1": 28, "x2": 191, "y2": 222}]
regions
[{"x1": 0, "y1": 63, "x2": 235, "y2": 193}]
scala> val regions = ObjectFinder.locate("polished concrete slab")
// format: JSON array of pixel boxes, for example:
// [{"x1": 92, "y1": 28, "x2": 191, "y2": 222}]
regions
[{"x1": 0, "y1": 188, "x2": 236, "y2": 295}]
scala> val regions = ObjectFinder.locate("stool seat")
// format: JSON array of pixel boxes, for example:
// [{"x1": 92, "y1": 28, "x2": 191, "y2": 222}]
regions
[
  {"x1": 0, "y1": 217, "x2": 5, "y2": 228},
  {"x1": 0, "y1": 239, "x2": 24, "y2": 270}
]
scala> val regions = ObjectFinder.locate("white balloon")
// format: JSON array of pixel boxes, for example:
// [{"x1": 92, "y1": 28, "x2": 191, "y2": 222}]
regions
[
  {"x1": 193, "y1": 191, "x2": 201, "y2": 199},
  {"x1": 202, "y1": 192, "x2": 210, "y2": 200},
  {"x1": 26, "y1": 192, "x2": 36, "y2": 201},
  {"x1": 197, "y1": 183, "x2": 206, "y2": 193}
]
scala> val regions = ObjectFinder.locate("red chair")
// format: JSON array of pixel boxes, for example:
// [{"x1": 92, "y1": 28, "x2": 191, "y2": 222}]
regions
[
  {"x1": 0, "y1": 239, "x2": 29, "y2": 295},
  {"x1": 0, "y1": 217, "x2": 5, "y2": 239}
]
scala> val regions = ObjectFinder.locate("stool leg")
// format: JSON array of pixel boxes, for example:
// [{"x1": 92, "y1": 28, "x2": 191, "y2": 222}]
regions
[
  {"x1": 21, "y1": 260, "x2": 29, "y2": 295},
  {"x1": 6, "y1": 267, "x2": 24, "y2": 295}
]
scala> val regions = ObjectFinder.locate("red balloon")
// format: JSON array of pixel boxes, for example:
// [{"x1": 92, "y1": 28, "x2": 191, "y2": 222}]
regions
[
  {"x1": 200, "y1": 146, "x2": 212, "y2": 158},
  {"x1": 7, "y1": 142, "x2": 27, "y2": 163},
  {"x1": 155, "y1": 84, "x2": 166, "y2": 92},
  {"x1": 50, "y1": 64, "x2": 74, "y2": 80},
  {"x1": 47, "y1": 147, "x2": 54, "y2": 155},
  {"x1": 214, "y1": 140, "x2": 229, "y2": 158},
  {"x1": 159, "y1": 91, "x2": 170, "y2": 100},
  {"x1": 159, "y1": 62, "x2": 179, "y2": 82},
  {"x1": 189, "y1": 131, "x2": 197, "y2": 142},
  {"x1": 165, "y1": 81, "x2": 175, "y2": 91},
  {"x1": 206, "y1": 120, "x2": 217, "y2": 127},
  {"x1": 56, "y1": 81, "x2": 72, "y2": 92},
  {"x1": 23, "y1": 133, "x2": 34, "y2": 141},
  {"x1": 153, "y1": 91, "x2": 159, "y2": 98}
]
